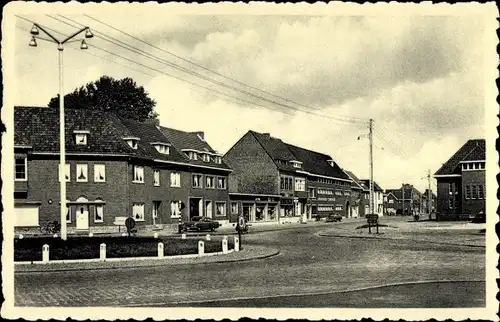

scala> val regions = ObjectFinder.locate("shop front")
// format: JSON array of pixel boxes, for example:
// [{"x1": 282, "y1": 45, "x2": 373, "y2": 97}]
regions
[
  {"x1": 280, "y1": 197, "x2": 301, "y2": 223},
  {"x1": 230, "y1": 194, "x2": 280, "y2": 224}
]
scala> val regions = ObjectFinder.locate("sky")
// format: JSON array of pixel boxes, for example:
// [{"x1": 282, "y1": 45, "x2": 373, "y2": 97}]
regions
[{"x1": 8, "y1": 4, "x2": 496, "y2": 193}]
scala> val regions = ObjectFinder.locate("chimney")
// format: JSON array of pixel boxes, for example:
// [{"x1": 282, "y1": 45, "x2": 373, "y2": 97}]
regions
[
  {"x1": 192, "y1": 131, "x2": 204, "y2": 141},
  {"x1": 143, "y1": 118, "x2": 160, "y2": 126}
]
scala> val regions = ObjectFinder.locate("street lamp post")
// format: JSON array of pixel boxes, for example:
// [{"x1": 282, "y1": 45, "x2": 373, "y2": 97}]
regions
[{"x1": 29, "y1": 23, "x2": 93, "y2": 241}]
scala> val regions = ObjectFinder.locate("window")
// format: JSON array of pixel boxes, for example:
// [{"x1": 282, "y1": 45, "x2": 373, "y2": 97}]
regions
[
  {"x1": 344, "y1": 190, "x2": 351, "y2": 196},
  {"x1": 280, "y1": 176, "x2": 293, "y2": 190},
  {"x1": 465, "y1": 185, "x2": 471, "y2": 199},
  {"x1": 170, "y1": 201, "x2": 181, "y2": 218},
  {"x1": 202, "y1": 154, "x2": 210, "y2": 162},
  {"x1": 290, "y1": 160, "x2": 302, "y2": 169},
  {"x1": 76, "y1": 164, "x2": 88, "y2": 182},
  {"x1": 153, "y1": 170, "x2": 160, "y2": 186},
  {"x1": 132, "y1": 203, "x2": 145, "y2": 221},
  {"x1": 389, "y1": 199, "x2": 394, "y2": 204},
  {"x1": 133, "y1": 165, "x2": 144, "y2": 183},
  {"x1": 217, "y1": 177, "x2": 226, "y2": 189},
  {"x1": 170, "y1": 172, "x2": 181, "y2": 187},
  {"x1": 94, "y1": 164, "x2": 106, "y2": 182},
  {"x1": 335, "y1": 190, "x2": 342, "y2": 196},
  {"x1": 187, "y1": 152, "x2": 198, "y2": 160},
  {"x1": 75, "y1": 133, "x2": 87, "y2": 145},
  {"x1": 206, "y1": 176, "x2": 215, "y2": 189},
  {"x1": 95, "y1": 200, "x2": 104, "y2": 223},
  {"x1": 15, "y1": 156, "x2": 27, "y2": 181},
  {"x1": 295, "y1": 178, "x2": 306, "y2": 191},
  {"x1": 448, "y1": 183, "x2": 453, "y2": 195},
  {"x1": 471, "y1": 185, "x2": 478, "y2": 199},
  {"x1": 216, "y1": 202, "x2": 226, "y2": 216},
  {"x1": 66, "y1": 205, "x2": 71, "y2": 223},
  {"x1": 215, "y1": 156, "x2": 222, "y2": 164},
  {"x1": 153, "y1": 144, "x2": 170, "y2": 155},
  {"x1": 126, "y1": 139, "x2": 139, "y2": 149},
  {"x1": 231, "y1": 202, "x2": 239, "y2": 214},
  {"x1": 192, "y1": 174, "x2": 203, "y2": 188},
  {"x1": 478, "y1": 185, "x2": 484, "y2": 199},
  {"x1": 335, "y1": 205, "x2": 343, "y2": 211},
  {"x1": 308, "y1": 188, "x2": 316, "y2": 198}
]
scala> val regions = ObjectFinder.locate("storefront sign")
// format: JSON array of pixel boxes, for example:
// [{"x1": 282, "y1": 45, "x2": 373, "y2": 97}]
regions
[{"x1": 281, "y1": 198, "x2": 293, "y2": 205}]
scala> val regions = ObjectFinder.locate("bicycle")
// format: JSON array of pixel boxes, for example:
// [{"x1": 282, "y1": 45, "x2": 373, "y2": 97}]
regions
[{"x1": 39, "y1": 220, "x2": 61, "y2": 235}]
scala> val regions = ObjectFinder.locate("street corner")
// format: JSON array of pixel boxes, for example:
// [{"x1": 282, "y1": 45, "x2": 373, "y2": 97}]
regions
[{"x1": 14, "y1": 245, "x2": 281, "y2": 273}]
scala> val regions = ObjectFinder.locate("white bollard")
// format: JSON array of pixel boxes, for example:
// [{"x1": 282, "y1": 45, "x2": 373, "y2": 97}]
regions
[
  {"x1": 154, "y1": 232, "x2": 159, "y2": 239},
  {"x1": 89, "y1": 232, "x2": 94, "y2": 237},
  {"x1": 100, "y1": 243, "x2": 106, "y2": 261},
  {"x1": 198, "y1": 240, "x2": 205, "y2": 256},
  {"x1": 42, "y1": 244, "x2": 50, "y2": 263},
  {"x1": 234, "y1": 236, "x2": 240, "y2": 252},
  {"x1": 181, "y1": 233, "x2": 187, "y2": 239},
  {"x1": 53, "y1": 233, "x2": 58, "y2": 238},
  {"x1": 19, "y1": 234, "x2": 24, "y2": 239},
  {"x1": 158, "y1": 242, "x2": 164, "y2": 259},
  {"x1": 222, "y1": 238, "x2": 228, "y2": 254},
  {"x1": 205, "y1": 234, "x2": 211, "y2": 241}
]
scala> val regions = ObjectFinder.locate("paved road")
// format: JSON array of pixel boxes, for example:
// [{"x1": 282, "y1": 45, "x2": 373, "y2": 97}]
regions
[
  {"x1": 15, "y1": 220, "x2": 485, "y2": 307},
  {"x1": 169, "y1": 281, "x2": 485, "y2": 308}
]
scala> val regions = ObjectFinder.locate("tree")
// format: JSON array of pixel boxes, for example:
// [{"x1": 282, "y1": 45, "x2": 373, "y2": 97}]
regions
[{"x1": 48, "y1": 75, "x2": 158, "y2": 121}]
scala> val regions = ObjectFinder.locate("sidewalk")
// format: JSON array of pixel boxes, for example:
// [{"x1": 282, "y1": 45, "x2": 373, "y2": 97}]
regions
[
  {"x1": 318, "y1": 222, "x2": 486, "y2": 247},
  {"x1": 14, "y1": 245, "x2": 280, "y2": 273}
]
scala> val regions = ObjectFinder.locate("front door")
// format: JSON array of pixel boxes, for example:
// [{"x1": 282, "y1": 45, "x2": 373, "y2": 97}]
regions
[{"x1": 76, "y1": 204, "x2": 89, "y2": 230}]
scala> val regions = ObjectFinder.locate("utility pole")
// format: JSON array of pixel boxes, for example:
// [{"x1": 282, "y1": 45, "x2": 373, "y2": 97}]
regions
[
  {"x1": 427, "y1": 169, "x2": 432, "y2": 220},
  {"x1": 401, "y1": 182, "x2": 405, "y2": 215},
  {"x1": 369, "y1": 119, "x2": 374, "y2": 214}
]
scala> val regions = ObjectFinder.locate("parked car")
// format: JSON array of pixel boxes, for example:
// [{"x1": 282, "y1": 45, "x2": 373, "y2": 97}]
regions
[
  {"x1": 326, "y1": 214, "x2": 342, "y2": 222},
  {"x1": 181, "y1": 216, "x2": 220, "y2": 232}
]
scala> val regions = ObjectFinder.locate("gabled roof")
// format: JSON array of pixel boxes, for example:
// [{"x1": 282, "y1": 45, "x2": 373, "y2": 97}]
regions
[
  {"x1": 360, "y1": 179, "x2": 383, "y2": 192},
  {"x1": 250, "y1": 131, "x2": 296, "y2": 172},
  {"x1": 14, "y1": 106, "x2": 231, "y2": 170},
  {"x1": 344, "y1": 170, "x2": 366, "y2": 190},
  {"x1": 435, "y1": 139, "x2": 485, "y2": 176},
  {"x1": 248, "y1": 130, "x2": 350, "y2": 180},
  {"x1": 385, "y1": 186, "x2": 422, "y2": 200},
  {"x1": 285, "y1": 144, "x2": 351, "y2": 180},
  {"x1": 158, "y1": 126, "x2": 231, "y2": 170}
]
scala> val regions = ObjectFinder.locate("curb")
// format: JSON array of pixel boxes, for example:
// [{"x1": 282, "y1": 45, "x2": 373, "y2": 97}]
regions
[
  {"x1": 14, "y1": 246, "x2": 280, "y2": 273},
  {"x1": 318, "y1": 232, "x2": 486, "y2": 248}
]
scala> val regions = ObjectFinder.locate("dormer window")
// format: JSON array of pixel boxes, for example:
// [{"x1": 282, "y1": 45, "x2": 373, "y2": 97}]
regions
[
  {"x1": 151, "y1": 142, "x2": 170, "y2": 155},
  {"x1": 123, "y1": 137, "x2": 140, "y2": 149},
  {"x1": 74, "y1": 130, "x2": 90, "y2": 145},
  {"x1": 215, "y1": 156, "x2": 222, "y2": 164},
  {"x1": 202, "y1": 154, "x2": 211, "y2": 162},
  {"x1": 290, "y1": 160, "x2": 302, "y2": 169}
]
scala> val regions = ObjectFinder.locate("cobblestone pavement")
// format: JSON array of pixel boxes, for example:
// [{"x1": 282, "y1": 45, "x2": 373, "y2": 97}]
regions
[{"x1": 14, "y1": 219, "x2": 485, "y2": 307}]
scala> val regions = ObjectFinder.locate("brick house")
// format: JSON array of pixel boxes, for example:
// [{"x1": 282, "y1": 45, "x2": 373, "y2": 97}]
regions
[
  {"x1": 223, "y1": 131, "x2": 352, "y2": 224},
  {"x1": 434, "y1": 139, "x2": 485, "y2": 220},
  {"x1": 385, "y1": 184, "x2": 424, "y2": 215},
  {"x1": 359, "y1": 180, "x2": 384, "y2": 216},
  {"x1": 344, "y1": 170, "x2": 368, "y2": 218},
  {"x1": 13, "y1": 106, "x2": 232, "y2": 234}
]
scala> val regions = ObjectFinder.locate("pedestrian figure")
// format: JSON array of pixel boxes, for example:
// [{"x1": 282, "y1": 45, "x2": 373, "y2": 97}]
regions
[{"x1": 236, "y1": 214, "x2": 246, "y2": 250}]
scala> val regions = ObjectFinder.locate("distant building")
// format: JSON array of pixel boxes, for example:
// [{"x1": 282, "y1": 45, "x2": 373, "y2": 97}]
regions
[
  {"x1": 434, "y1": 139, "x2": 485, "y2": 220},
  {"x1": 385, "y1": 184, "x2": 424, "y2": 215},
  {"x1": 223, "y1": 131, "x2": 352, "y2": 224},
  {"x1": 359, "y1": 179, "x2": 384, "y2": 216},
  {"x1": 344, "y1": 170, "x2": 369, "y2": 218},
  {"x1": 14, "y1": 106, "x2": 232, "y2": 234}
]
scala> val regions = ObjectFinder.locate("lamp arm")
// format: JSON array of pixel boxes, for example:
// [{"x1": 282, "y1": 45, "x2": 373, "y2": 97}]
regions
[
  {"x1": 62, "y1": 27, "x2": 88, "y2": 44},
  {"x1": 34, "y1": 23, "x2": 60, "y2": 44}
]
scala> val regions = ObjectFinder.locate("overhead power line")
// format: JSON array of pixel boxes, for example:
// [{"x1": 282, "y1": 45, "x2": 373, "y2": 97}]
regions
[
  {"x1": 83, "y1": 13, "x2": 367, "y2": 123},
  {"x1": 53, "y1": 14, "x2": 367, "y2": 125},
  {"x1": 17, "y1": 16, "x2": 366, "y2": 127}
]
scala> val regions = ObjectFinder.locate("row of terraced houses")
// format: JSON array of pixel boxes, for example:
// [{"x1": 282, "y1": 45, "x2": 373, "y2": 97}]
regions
[{"x1": 13, "y1": 106, "x2": 486, "y2": 233}]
